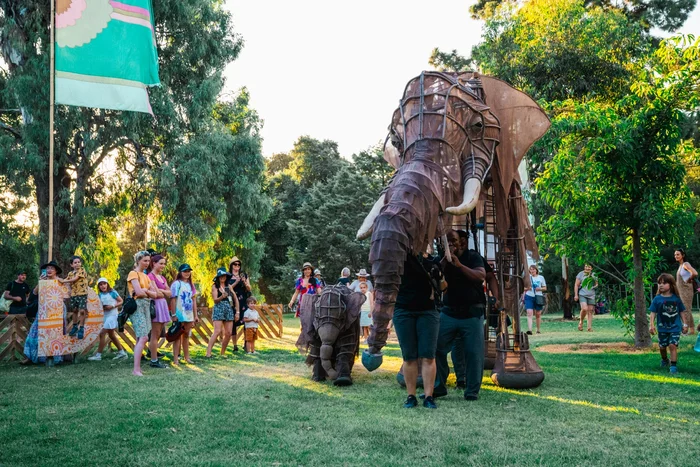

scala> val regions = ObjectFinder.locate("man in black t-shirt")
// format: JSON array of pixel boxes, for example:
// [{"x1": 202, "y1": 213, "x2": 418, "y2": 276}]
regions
[
  {"x1": 451, "y1": 230, "x2": 501, "y2": 388},
  {"x1": 434, "y1": 230, "x2": 486, "y2": 401},
  {"x1": 4, "y1": 271, "x2": 32, "y2": 315}
]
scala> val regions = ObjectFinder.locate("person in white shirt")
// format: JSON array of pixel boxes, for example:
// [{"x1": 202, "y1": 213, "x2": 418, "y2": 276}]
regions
[
  {"x1": 524, "y1": 265, "x2": 547, "y2": 335},
  {"x1": 243, "y1": 296, "x2": 260, "y2": 354},
  {"x1": 349, "y1": 268, "x2": 374, "y2": 292}
]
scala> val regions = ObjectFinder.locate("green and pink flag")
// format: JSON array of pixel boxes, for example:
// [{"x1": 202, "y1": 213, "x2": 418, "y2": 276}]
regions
[{"x1": 55, "y1": 0, "x2": 160, "y2": 114}]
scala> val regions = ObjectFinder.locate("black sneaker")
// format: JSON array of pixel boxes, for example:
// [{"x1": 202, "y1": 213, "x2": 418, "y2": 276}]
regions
[
  {"x1": 456, "y1": 381, "x2": 466, "y2": 390},
  {"x1": 464, "y1": 394, "x2": 479, "y2": 401},
  {"x1": 233, "y1": 345, "x2": 239, "y2": 352},
  {"x1": 149, "y1": 360, "x2": 167, "y2": 369},
  {"x1": 526, "y1": 330, "x2": 533, "y2": 335},
  {"x1": 403, "y1": 395, "x2": 418, "y2": 408},
  {"x1": 423, "y1": 396, "x2": 438, "y2": 409},
  {"x1": 420, "y1": 386, "x2": 448, "y2": 399},
  {"x1": 68, "y1": 325, "x2": 79, "y2": 337}
]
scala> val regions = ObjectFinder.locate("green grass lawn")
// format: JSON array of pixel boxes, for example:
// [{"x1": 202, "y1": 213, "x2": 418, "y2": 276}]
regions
[{"x1": 2, "y1": 313, "x2": 700, "y2": 466}]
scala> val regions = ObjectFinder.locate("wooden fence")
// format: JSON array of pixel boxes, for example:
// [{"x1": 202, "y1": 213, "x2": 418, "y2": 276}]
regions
[{"x1": 0, "y1": 305, "x2": 284, "y2": 362}]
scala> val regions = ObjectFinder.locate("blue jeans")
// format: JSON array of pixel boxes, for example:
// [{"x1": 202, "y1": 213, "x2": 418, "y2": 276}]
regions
[{"x1": 436, "y1": 310, "x2": 485, "y2": 398}]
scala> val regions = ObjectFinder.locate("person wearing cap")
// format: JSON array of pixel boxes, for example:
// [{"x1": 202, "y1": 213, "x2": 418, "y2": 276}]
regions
[
  {"x1": 314, "y1": 269, "x2": 326, "y2": 288},
  {"x1": 206, "y1": 268, "x2": 239, "y2": 358},
  {"x1": 349, "y1": 269, "x2": 374, "y2": 293},
  {"x1": 170, "y1": 263, "x2": 198, "y2": 365},
  {"x1": 88, "y1": 277, "x2": 128, "y2": 361},
  {"x1": 4, "y1": 270, "x2": 31, "y2": 315},
  {"x1": 288, "y1": 262, "x2": 321, "y2": 318},
  {"x1": 224, "y1": 256, "x2": 251, "y2": 353}
]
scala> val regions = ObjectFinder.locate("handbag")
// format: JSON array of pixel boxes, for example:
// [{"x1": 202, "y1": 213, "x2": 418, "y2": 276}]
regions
[
  {"x1": 150, "y1": 300, "x2": 156, "y2": 320},
  {"x1": 0, "y1": 295, "x2": 12, "y2": 313},
  {"x1": 117, "y1": 282, "x2": 138, "y2": 332},
  {"x1": 535, "y1": 294, "x2": 546, "y2": 307},
  {"x1": 166, "y1": 321, "x2": 185, "y2": 343}
]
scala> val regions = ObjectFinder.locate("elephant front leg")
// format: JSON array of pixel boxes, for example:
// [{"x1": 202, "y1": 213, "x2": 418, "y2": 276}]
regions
[
  {"x1": 308, "y1": 342, "x2": 327, "y2": 382},
  {"x1": 333, "y1": 326, "x2": 359, "y2": 386}
]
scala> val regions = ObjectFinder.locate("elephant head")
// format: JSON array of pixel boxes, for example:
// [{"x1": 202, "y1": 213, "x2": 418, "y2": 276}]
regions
[
  {"x1": 312, "y1": 286, "x2": 366, "y2": 379},
  {"x1": 358, "y1": 72, "x2": 550, "y2": 368}
]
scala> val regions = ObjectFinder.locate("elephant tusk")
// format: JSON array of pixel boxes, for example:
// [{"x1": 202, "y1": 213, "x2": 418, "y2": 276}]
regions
[
  {"x1": 442, "y1": 233, "x2": 452, "y2": 263},
  {"x1": 445, "y1": 178, "x2": 482, "y2": 216},
  {"x1": 356, "y1": 193, "x2": 386, "y2": 240}
]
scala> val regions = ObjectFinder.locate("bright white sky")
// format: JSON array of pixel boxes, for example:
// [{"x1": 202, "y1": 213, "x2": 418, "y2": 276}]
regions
[{"x1": 223, "y1": 0, "x2": 700, "y2": 158}]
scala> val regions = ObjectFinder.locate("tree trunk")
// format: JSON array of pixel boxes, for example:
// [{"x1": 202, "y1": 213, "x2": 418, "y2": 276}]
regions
[
  {"x1": 562, "y1": 255, "x2": 574, "y2": 319},
  {"x1": 632, "y1": 228, "x2": 651, "y2": 347}
]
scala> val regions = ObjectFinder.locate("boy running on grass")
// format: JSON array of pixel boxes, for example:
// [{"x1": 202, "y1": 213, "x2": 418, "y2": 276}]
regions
[
  {"x1": 649, "y1": 273, "x2": 688, "y2": 375},
  {"x1": 243, "y1": 297, "x2": 260, "y2": 354}
]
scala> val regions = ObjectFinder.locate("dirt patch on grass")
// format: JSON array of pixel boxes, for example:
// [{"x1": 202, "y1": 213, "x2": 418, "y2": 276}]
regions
[{"x1": 538, "y1": 342, "x2": 658, "y2": 354}]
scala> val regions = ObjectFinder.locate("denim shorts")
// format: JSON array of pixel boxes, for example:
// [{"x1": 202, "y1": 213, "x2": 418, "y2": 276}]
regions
[
  {"x1": 579, "y1": 295, "x2": 596, "y2": 306},
  {"x1": 393, "y1": 308, "x2": 440, "y2": 361},
  {"x1": 524, "y1": 294, "x2": 544, "y2": 311}
]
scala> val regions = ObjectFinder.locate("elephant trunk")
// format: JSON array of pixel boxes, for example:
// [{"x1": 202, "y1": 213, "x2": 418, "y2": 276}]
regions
[
  {"x1": 320, "y1": 344, "x2": 338, "y2": 380},
  {"x1": 366, "y1": 203, "x2": 411, "y2": 355}
]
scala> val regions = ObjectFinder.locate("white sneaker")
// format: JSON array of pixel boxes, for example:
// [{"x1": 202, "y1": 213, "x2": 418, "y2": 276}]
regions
[
  {"x1": 113, "y1": 351, "x2": 128, "y2": 360},
  {"x1": 88, "y1": 354, "x2": 102, "y2": 361}
]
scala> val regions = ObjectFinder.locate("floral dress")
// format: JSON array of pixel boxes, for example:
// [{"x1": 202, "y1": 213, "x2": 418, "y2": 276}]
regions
[
  {"x1": 294, "y1": 277, "x2": 320, "y2": 317},
  {"x1": 212, "y1": 286, "x2": 235, "y2": 322}
]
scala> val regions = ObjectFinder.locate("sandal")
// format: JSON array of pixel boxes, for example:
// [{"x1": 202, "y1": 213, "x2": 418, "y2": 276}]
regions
[
  {"x1": 185, "y1": 359, "x2": 194, "y2": 364},
  {"x1": 578, "y1": 324, "x2": 583, "y2": 331},
  {"x1": 587, "y1": 328, "x2": 593, "y2": 332}
]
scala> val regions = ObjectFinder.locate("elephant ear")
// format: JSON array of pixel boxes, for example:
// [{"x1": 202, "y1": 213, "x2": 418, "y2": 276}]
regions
[
  {"x1": 343, "y1": 292, "x2": 366, "y2": 330},
  {"x1": 383, "y1": 135, "x2": 401, "y2": 170},
  {"x1": 480, "y1": 75, "x2": 550, "y2": 198},
  {"x1": 295, "y1": 293, "x2": 320, "y2": 353}
]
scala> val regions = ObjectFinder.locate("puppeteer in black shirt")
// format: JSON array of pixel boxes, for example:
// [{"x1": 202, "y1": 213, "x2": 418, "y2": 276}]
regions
[
  {"x1": 442, "y1": 249, "x2": 485, "y2": 319},
  {"x1": 395, "y1": 254, "x2": 441, "y2": 311}
]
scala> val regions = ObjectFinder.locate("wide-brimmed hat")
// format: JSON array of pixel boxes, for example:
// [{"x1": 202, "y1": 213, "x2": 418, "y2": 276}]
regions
[
  {"x1": 178, "y1": 263, "x2": 193, "y2": 272},
  {"x1": 356, "y1": 268, "x2": 370, "y2": 277},
  {"x1": 97, "y1": 277, "x2": 110, "y2": 285},
  {"x1": 314, "y1": 269, "x2": 322, "y2": 276},
  {"x1": 302, "y1": 262, "x2": 313, "y2": 270},
  {"x1": 40, "y1": 260, "x2": 63, "y2": 275},
  {"x1": 229, "y1": 256, "x2": 242, "y2": 267},
  {"x1": 213, "y1": 267, "x2": 232, "y2": 283}
]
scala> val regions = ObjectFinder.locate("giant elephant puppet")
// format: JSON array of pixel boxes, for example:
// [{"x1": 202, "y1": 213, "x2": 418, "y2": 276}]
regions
[
  {"x1": 296, "y1": 285, "x2": 366, "y2": 386},
  {"x1": 357, "y1": 71, "x2": 550, "y2": 371}
]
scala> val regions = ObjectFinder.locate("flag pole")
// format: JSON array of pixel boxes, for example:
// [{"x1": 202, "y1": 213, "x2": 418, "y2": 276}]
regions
[{"x1": 48, "y1": 0, "x2": 55, "y2": 261}]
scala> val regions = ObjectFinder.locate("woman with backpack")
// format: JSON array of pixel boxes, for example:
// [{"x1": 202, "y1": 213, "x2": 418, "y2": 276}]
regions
[{"x1": 128, "y1": 251, "x2": 159, "y2": 376}]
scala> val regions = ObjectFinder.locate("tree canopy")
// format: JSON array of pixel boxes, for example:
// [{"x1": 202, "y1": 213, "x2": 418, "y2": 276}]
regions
[{"x1": 536, "y1": 35, "x2": 700, "y2": 346}]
